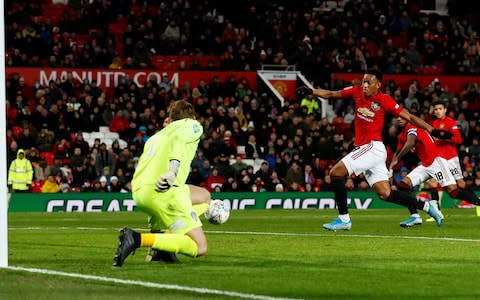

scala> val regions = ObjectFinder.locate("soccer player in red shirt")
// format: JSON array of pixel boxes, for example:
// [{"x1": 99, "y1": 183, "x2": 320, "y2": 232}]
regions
[
  {"x1": 429, "y1": 100, "x2": 465, "y2": 208},
  {"x1": 389, "y1": 116, "x2": 480, "y2": 227},
  {"x1": 431, "y1": 100, "x2": 463, "y2": 181},
  {"x1": 297, "y1": 69, "x2": 445, "y2": 230}
]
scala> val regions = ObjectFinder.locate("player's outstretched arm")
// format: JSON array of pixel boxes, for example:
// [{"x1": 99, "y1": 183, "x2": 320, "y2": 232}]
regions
[
  {"x1": 313, "y1": 87, "x2": 343, "y2": 99},
  {"x1": 296, "y1": 86, "x2": 343, "y2": 99},
  {"x1": 398, "y1": 110, "x2": 433, "y2": 134},
  {"x1": 390, "y1": 135, "x2": 416, "y2": 171}
]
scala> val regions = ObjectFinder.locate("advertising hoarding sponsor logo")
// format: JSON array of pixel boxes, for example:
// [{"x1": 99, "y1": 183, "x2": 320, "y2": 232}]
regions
[{"x1": 46, "y1": 199, "x2": 136, "y2": 212}]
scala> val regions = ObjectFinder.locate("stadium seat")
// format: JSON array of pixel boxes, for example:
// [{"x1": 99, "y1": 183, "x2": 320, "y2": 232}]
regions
[
  {"x1": 30, "y1": 179, "x2": 44, "y2": 193},
  {"x1": 118, "y1": 139, "x2": 128, "y2": 149},
  {"x1": 39, "y1": 152, "x2": 55, "y2": 166},
  {"x1": 85, "y1": 138, "x2": 95, "y2": 148},
  {"x1": 104, "y1": 132, "x2": 120, "y2": 140},
  {"x1": 12, "y1": 126, "x2": 22, "y2": 139},
  {"x1": 236, "y1": 145, "x2": 246, "y2": 159},
  {"x1": 89, "y1": 132, "x2": 105, "y2": 140}
]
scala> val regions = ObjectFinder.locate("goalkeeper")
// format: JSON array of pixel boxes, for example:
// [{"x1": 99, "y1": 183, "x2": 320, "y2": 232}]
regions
[{"x1": 113, "y1": 100, "x2": 209, "y2": 267}]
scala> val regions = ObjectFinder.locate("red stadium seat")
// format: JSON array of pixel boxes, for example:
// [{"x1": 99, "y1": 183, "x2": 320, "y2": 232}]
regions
[
  {"x1": 39, "y1": 152, "x2": 55, "y2": 166},
  {"x1": 12, "y1": 126, "x2": 22, "y2": 139},
  {"x1": 31, "y1": 179, "x2": 44, "y2": 193}
]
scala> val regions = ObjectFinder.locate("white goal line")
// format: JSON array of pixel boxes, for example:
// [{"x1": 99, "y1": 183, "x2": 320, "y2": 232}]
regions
[{"x1": 5, "y1": 266, "x2": 297, "y2": 300}]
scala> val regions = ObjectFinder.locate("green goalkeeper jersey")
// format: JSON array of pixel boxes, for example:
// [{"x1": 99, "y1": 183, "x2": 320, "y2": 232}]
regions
[{"x1": 132, "y1": 118, "x2": 203, "y2": 192}]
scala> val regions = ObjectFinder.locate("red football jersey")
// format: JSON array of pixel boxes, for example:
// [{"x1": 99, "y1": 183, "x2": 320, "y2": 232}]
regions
[
  {"x1": 432, "y1": 116, "x2": 462, "y2": 160},
  {"x1": 398, "y1": 123, "x2": 441, "y2": 166},
  {"x1": 340, "y1": 85, "x2": 403, "y2": 146}
]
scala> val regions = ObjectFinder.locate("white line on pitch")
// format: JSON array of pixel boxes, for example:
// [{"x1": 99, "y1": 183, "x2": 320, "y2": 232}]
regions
[
  {"x1": 5, "y1": 266, "x2": 297, "y2": 300},
  {"x1": 206, "y1": 230, "x2": 480, "y2": 243},
  {"x1": 9, "y1": 227, "x2": 480, "y2": 243}
]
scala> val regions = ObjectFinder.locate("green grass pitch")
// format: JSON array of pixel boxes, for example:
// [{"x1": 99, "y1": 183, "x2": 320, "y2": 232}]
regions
[{"x1": 2, "y1": 209, "x2": 480, "y2": 299}]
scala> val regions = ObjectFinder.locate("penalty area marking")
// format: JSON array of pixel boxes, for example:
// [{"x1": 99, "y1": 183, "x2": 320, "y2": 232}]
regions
[{"x1": 5, "y1": 266, "x2": 296, "y2": 300}]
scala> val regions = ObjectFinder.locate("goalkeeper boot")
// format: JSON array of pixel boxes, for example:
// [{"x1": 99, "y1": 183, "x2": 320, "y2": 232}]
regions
[
  {"x1": 145, "y1": 248, "x2": 180, "y2": 263},
  {"x1": 323, "y1": 217, "x2": 352, "y2": 231},
  {"x1": 400, "y1": 214, "x2": 423, "y2": 227},
  {"x1": 113, "y1": 227, "x2": 139, "y2": 267},
  {"x1": 425, "y1": 200, "x2": 444, "y2": 227}
]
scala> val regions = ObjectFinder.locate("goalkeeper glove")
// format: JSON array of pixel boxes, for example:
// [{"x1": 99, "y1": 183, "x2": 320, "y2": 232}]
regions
[
  {"x1": 431, "y1": 129, "x2": 452, "y2": 140},
  {"x1": 155, "y1": 160, "x2": 180, "y2": 192},
  {"x1": 296, "y1": 86, "x2": 313, "y2": 97}
]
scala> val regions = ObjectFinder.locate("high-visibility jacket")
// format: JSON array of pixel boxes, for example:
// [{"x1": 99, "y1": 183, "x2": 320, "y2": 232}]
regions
[
  {"x1": 300, "y1": 97, "x2": 320, "y2": 114},
  {"x1": 8, "y1": 149, "x2": 33, "y2": 191}
]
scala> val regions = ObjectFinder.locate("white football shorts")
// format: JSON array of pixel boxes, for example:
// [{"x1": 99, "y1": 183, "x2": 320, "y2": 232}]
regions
[
  {"x1": 446, "y1": 156, "x2": 463, "y2": 181},
  {"x1": 341, "y1": 141, "x2": 389, "y2": 186},
  {"x1": 407, "y1": 156, "x2": 456, "y2": 188}
]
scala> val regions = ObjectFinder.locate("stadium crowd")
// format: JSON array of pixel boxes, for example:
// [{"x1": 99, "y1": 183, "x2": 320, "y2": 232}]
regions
[{"x1": 5, "y1": 0, "x2": 480, "y2": 193}]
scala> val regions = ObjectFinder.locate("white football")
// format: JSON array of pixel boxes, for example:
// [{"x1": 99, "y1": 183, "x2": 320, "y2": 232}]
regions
[{"x1": 204, "y1": 200, "x2": 230, "y2": 224}]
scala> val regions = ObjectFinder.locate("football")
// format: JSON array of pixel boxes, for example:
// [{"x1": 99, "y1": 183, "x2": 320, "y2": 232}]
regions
[{"x1": 204, "y1": 200, "x2": 230, "y2": 224}]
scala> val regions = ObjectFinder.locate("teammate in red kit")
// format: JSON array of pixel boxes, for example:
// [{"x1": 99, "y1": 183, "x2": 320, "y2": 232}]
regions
[
  {"x1": 297, "y1": 69, "x2": 446, "y2": 230},
  {"x1": 417, "y1": 99, "x2": 463, "y2": 221},
  {"x1": 431, "y1": 100, "x2": 463, "y2": 179},
  {"x1": 429, "y1": 100, "x2": 466, "y2": 210},
  {"x1": 389, "y1": 116, "x2": 480, "y2": 227}
]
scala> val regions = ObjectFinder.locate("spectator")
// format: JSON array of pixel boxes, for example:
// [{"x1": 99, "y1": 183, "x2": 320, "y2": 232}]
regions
[
  {"x1": 254, "y1": 161, "x2": 273, "y2": 190},
  {"x1": 230, "y1": 155, "x2": 248, "y2": 178},
  {"x1": 41, "y1": 175, "x2": 61, "y2": 193},
  {"x1": 303, "y1": 164, "x2": 316, "y2": 187},
  {"x1": 70, "y1": 132, "x2": 90, "y2": 157},
  {"x1": 71, "y1": 164, "x2": 88, "y2": 189},
  {"x1": 17, "y1": 122, "x2": 37, "y2": 150},
  {"x1": 54, "y1": 138, "x2": 71, "y2": 159},
  {"x1": 221, "y1": 178, "x2": 241, "y2": 192},
  {"x1": 186, "y1": 166, "x2": 204, "y2": 186},
  {"x1": 215, "y1": 153, "x2": 235, "y2": 179},
  {"x1": 238, "y1": 168, "x2": 254, "y2": 191},
  {"x1": 95, "y1": 143, "x2": 115, "y2": 177},
  {"x1": 300, "y1": 94, "x2": 320, "y2": 115},
  {"x1": 109, "y1": 176, "x2": 122, "y2": 192},
  {"x1": 403, "y1": 91, "x2": 420, "y2": 111},
  {"x1": 245, "y1": 133, "x2": 264, "y2": 159},
  {"x1": 275, "y1": 183, "x2": 284, "y2": 192},
  {"x1": 34, "y1": 159, "x2": 51, "y2": 181},
  {"x1": 8, "y1": 149, "x2": 33, "y2": 193},
  {"x1": 285, "y1": 161, "x2": 303, "y2": 190},
  {"x1": 98, "y1": 176, "x2": 109, "y2": 192},
  {"x1": 206, "y1": 167, "x2": 225, "y2": 192},
  {"x1": 109, "y1": 110, "x2": 130, "y2": 137},
  {"x1": 36, "y1": 123, "x2": 55, "y2": 152},
  {"x1": 132, "y1": 41, "x2": 151, "y2": 69}
]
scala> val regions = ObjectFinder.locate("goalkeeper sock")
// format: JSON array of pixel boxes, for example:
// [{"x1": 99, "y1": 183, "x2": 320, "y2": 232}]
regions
[
  {"x1": 140, "y1": 233, "x2": 155, "y2": 247},
  {"x1": 193, "y1": 203, "x2": 210, "y2": 216},
  {"x1": 152, "y1": 234, "x2": 198, "y2": 257}
]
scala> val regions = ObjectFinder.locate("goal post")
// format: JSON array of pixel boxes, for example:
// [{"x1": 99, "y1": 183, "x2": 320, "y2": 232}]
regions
[{"x1": 0, "y1": 0, "x2": 9, "y2": 267}]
